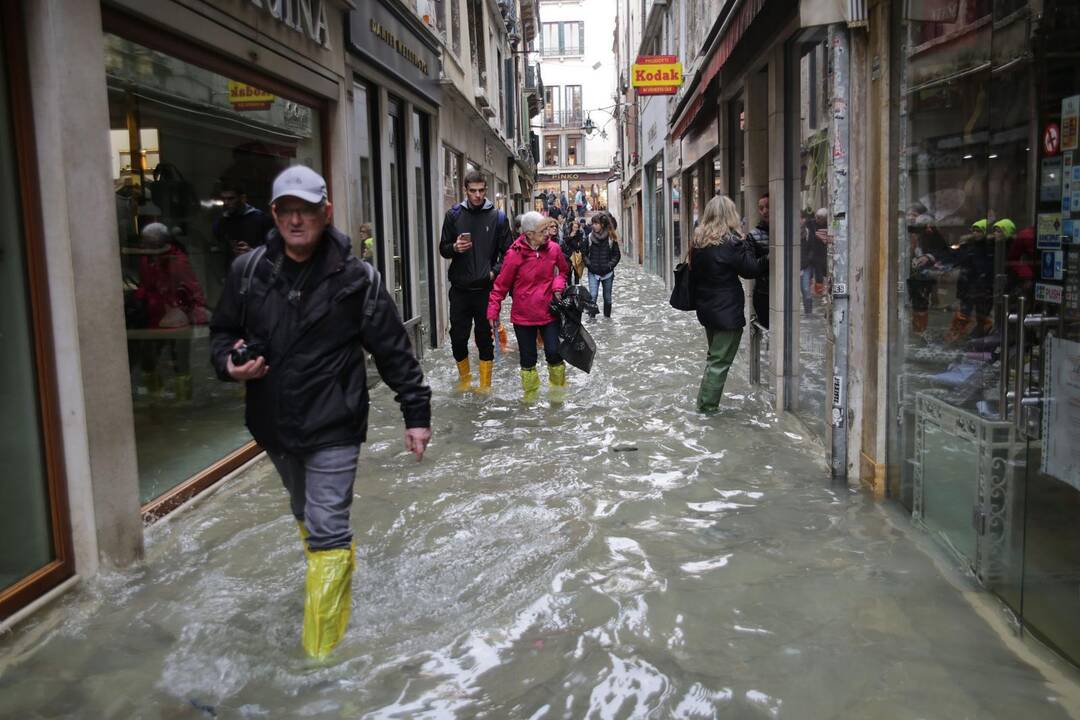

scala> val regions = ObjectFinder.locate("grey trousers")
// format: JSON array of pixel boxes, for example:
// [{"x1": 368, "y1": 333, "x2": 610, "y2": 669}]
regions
[{"x1": 267, "y1": 444, "x2": 361, "y2": 551}]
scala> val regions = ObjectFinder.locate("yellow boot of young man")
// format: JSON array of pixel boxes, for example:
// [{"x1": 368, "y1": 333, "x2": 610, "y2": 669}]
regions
[
  {"x1": 520, "y1": 367, "x2": 540, "y2": 402},
  {"x1": 455, "y1": 358, "x2": 472, "y2": 391},
  {"x1": 478, "y1": 359, "x2": 493, "y2": 392},
  {"x1": 302, "y1": 542, "x2": 355, "y2": 659}
]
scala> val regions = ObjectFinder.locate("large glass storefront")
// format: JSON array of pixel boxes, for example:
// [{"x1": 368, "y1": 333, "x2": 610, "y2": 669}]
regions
[
  {"x1": 106, "y1": 34, "x2": 323, "y2": 504},
  {"x1": 890, "y1": 0, "x2": 1080, "y2": 665}
]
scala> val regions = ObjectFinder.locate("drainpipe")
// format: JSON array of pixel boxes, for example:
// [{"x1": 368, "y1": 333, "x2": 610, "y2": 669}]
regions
[{"x1": 828, "y1": 24, "x2": 851, "y2": 485}]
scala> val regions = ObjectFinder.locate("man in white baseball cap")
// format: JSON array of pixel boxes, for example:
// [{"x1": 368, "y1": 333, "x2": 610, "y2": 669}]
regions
[{"x1": 210, "y1": 165, "x2": 433, "y2": 658}]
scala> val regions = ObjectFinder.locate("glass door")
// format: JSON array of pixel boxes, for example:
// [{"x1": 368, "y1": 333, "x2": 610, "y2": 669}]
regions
[
  {"x1": 791, "y1": 33, "x2": 832, "y2": 439},
  {"x1": 1001, "y1": 0, "x2": 1080, "y2": 667},
  {"x1": 386, "y1": 96, "x2": 411, "y2": 319}
]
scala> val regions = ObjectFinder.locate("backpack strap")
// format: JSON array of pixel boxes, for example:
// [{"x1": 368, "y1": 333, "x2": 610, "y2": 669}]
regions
[
  {"x1": 237, "y1": 245, "x2": 267, "y2": 331},
  {"x1": 358, "y1": 259, "x2": 381, "y2": 322}
]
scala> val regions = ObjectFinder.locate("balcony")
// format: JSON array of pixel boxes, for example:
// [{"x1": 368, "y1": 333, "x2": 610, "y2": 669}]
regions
[
  {"x1": 540, "y1": 46, "x2": 583, "y2": 58},
  {"x1": 525, "y1": 64, "x2": 544, "y2": 117},
  {"x1": 542, "y1": 110, "x2": 584, "y2": 129}
]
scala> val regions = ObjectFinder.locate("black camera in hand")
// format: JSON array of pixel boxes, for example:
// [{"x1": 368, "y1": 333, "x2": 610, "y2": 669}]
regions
[{"x1": 230, "y1": 341, "x2": 266, "y2": 366}]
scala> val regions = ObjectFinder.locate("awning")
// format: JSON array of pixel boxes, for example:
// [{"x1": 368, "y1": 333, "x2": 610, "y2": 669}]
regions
[{"x1": 671, "y1": 0, "x2": 767, "y2": 139}]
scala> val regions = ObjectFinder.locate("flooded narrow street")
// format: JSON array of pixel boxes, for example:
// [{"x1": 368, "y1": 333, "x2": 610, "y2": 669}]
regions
[{"x1": 2, "y1": 267, "x2": 1078, "y2": 719}]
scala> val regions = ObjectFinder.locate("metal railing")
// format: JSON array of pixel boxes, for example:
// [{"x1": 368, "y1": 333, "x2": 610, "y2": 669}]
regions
[
  {"x1": 542, "y1": 110, "x2": 584, "y2": 128},
  {"x1": 539, "y1": 45, "x2": 582, "y2": 57}
]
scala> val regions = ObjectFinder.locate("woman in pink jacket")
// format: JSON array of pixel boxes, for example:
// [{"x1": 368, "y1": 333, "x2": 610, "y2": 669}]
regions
[{"x1": 488, "y1": 211, "x2": 570, "y2": 400}]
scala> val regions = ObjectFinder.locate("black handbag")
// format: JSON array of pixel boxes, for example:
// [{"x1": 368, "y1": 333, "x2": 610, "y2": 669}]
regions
[{"x1": 669, "y1": 258, "x2": 694, "y2": 311}]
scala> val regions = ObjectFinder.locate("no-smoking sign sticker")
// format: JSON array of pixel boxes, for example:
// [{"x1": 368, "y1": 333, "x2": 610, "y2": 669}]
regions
[{"x1": 1044, "y1": 122, "x2": 1061, "y2": 156}]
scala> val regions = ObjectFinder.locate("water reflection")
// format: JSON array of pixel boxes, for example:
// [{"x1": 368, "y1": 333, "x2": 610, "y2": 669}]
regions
[{"x1": 0, "y1": 268, "x2": 1076, "y2": 719}]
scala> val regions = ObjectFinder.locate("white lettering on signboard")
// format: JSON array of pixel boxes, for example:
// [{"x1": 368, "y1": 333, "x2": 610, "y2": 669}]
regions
[{"x1": 249, "y1": 0, "x2": 330, "y2": 49}]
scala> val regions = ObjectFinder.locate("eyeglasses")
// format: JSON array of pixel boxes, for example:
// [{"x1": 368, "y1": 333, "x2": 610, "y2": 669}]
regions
[{"x1": 276, "y1": 204, "x2": 323, "y2": 220}]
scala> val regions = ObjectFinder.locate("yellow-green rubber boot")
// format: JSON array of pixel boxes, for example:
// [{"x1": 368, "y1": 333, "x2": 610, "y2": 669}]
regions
[
  {"x1": 548, "y1": 363, "x2": 567, "y2": 387},
  {"x1": 520, "y1": 367, "x2": 540, "y2": 402},
  {"x1": 455, "y1": 359, "x2": 472, "y2": 391},
  {"x1": 478, "y1": 360, "x2": 493, "y2": 392},
  {"x1": 302, "y1": 543, "x2": 355, "y2": 659}
]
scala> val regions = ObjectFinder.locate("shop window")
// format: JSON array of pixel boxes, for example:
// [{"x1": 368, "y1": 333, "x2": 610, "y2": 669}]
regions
[
  {"x1": 566, "y1": 135, "x2": 584, "y2": 167},
  {"x1": 352, "y1": 82, "x2": 377, "y2": 266},
  {"x1": 105, "y1": 34, "x2": 322, "y2": 504}
]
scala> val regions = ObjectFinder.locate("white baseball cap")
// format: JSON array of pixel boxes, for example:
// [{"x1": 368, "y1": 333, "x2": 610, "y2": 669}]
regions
[{"x1": 271, "y1": 165, "x2": 327, "y2": 205}]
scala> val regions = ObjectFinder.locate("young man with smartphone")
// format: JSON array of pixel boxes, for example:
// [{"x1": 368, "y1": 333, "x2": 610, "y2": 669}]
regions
[{"x1": 438, "y1": 170, "x2": 513, "y2": 391}]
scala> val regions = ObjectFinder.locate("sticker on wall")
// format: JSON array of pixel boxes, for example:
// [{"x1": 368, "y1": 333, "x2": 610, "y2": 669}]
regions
[
  {"x1": 1063, "y1": 95, "x2": 1080, "y2": 152},
  {"x1": 1035, "y1": 283, "x2": 1064, "y2": 304},
  {"x1": 1038, "y1": 213, "x2": 1063, "y2": 249},
  {"x1": 1042, "y1": 251, "x2": 1064, "y2": 280},
  {"x1": 1041, "y1": 157, "x2": 1063, "y2": 202},
  {"x1": 1064, "y1": 219, "x2": 1078, "y2": 245}
]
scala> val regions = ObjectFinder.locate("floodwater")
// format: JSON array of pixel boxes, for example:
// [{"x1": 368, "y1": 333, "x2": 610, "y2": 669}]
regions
[{"x1": 3, "y1": 267, "x2": 1079, "y2": 719}]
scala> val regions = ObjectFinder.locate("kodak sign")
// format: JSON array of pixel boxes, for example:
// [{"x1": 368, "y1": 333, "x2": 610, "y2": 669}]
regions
[
  {"x1": 631, "y1": 55, "x2": 683, "y2": 96},
  {"x1": 227, "y1": 80, "x2": 275, "y2": 111}
]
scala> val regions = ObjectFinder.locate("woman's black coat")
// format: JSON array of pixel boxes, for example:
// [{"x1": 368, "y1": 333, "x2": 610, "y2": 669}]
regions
[{"x1": 689, "y1": 236, "x2": 769, "y2": 331}]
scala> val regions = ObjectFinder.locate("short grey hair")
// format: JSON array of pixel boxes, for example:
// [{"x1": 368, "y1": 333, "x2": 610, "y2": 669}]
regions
[
  {"x1": 140, "y1": 222, "x2": 171, "y2": 244},
  {"x1": 520, "y1": 211, "x2": 548, "y2": 234}
]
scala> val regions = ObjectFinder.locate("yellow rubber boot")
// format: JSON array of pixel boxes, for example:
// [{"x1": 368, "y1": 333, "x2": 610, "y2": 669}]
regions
[
  {"x1": 520, "y1": 367, "x2": 540, "y2": 402},
  {"x1": 302, "y1": 543, "x2": 355, "y2": 659},
  {"x1": 478, "y1": 360, "x2": 493, "y2": 392},
  {"x1": 455, "y1": 359, "x2": 472, "y2": 391},
  {"x1": 548, "y1": 363, "x2": 567, "y2": 387}
]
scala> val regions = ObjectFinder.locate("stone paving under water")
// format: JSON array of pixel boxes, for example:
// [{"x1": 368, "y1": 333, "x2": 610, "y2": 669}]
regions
[{"x1": 2, "y1": 266, "x2": 1079, "y2": 719}]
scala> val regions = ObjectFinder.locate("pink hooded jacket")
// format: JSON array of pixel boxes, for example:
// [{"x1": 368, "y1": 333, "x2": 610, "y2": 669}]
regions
[{"x1": 488, "y1": 235, "x2": 568, "y2": 326}]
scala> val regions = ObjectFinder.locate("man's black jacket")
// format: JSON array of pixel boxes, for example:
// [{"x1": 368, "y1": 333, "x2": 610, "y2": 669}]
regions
[
  {"x1": 210, "y1": 226, "x2": 431, "y2": 453},
  {"x1": 438, "y1": 199, "x2": 513, "y2": 290}
]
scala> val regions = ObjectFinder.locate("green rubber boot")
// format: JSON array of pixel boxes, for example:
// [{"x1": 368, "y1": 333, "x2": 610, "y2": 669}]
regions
[{"x1": 520, "y1": 367, "x2": 540, "y2": 402}]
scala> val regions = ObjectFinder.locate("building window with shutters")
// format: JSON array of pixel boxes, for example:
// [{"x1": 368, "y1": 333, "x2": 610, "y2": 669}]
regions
[{"x1": 540, "y1": 22, "x2": 584, "y2": 57}]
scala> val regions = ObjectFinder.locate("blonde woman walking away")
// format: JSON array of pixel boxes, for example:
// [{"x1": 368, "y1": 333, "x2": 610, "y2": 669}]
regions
[{"x1": 689, "y1": 195, "x2": 768, "y2": 412}]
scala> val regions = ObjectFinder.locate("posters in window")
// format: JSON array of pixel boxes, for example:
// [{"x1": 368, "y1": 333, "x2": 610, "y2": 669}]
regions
[{"x1": 1042, "y1": 336, "x2": 1080, "y2": 490}]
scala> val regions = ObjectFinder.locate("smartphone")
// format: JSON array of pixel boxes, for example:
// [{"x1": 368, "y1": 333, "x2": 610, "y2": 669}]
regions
[{"x1": 461, "y1": 232, "x2": 472, "y2": 243}]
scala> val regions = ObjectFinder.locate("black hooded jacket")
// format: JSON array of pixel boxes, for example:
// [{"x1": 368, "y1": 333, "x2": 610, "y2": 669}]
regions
[
  {"x1": 210, "y1": 226, "x2": 431, "y2": 453},
  {"x1": 584, "y1": 231, "x2": 621, "y2": 276},
  {"x1": 438, "y1": 199, "x2": 513, "y2": 290}
]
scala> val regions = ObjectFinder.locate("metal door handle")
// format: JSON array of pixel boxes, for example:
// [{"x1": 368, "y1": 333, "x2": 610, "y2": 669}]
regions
[
  {"x1": 999, "y1": 295, "x2": 1010, "y2": 420},
  {"x1": 1014, "y1": 296, "x2": 1026, "y2": 433}
]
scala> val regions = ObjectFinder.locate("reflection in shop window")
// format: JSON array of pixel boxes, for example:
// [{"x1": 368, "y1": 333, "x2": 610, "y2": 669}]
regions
[{"x1": 105, "y1": 33, "x2": 321, "y2": 503}]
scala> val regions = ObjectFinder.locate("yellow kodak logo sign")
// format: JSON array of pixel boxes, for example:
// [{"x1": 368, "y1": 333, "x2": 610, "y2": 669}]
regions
[
  {"x1": 631, "y1": 55, "x2": 683, "y2": 95},
  {"x1": 228, "y1": 80, "x2": 275, "y2": 110}
]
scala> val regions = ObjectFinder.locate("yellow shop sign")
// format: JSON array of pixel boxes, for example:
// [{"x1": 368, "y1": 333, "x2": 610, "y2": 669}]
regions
[
  {"x1": 228, "y1": 81, "x2": 275, "y2": 111},
  {"x1": 631, "y1": 55, "x2": 683, "y2": 95}
]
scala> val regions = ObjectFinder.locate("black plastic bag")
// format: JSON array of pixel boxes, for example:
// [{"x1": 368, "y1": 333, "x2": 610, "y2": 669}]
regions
[{"x1": 550, "y1": 287, "x2": 597, "y2": 373}]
